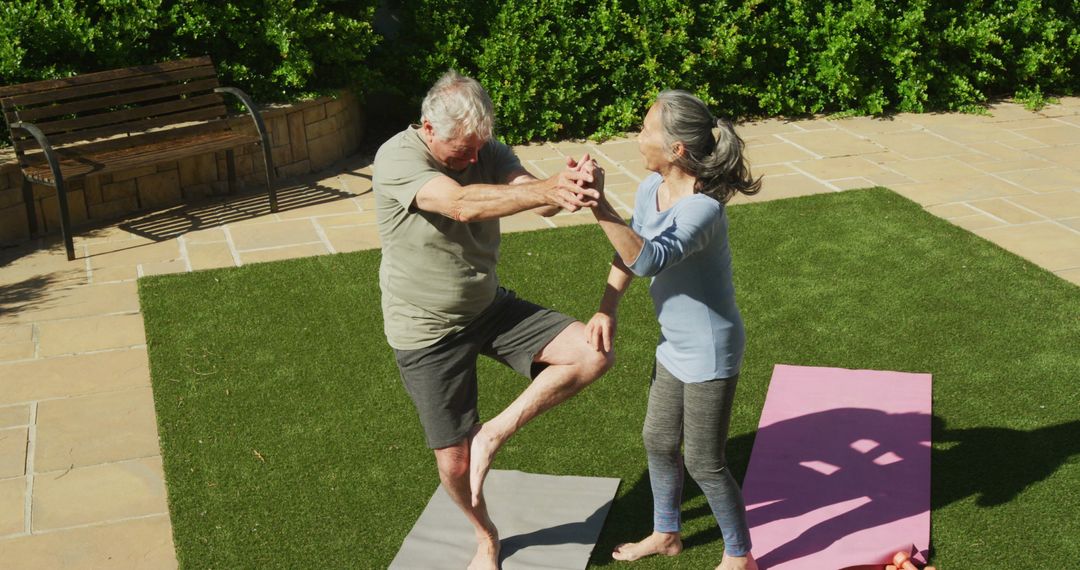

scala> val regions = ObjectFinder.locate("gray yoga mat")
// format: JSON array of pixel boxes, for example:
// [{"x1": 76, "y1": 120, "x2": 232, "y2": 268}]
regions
[{"x1": 390, "y1": 469, "x2": 621, "y2": 569}]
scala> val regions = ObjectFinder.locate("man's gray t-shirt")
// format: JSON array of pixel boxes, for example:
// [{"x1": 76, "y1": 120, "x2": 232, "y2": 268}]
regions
[{"x1": 373, "y1": 126, "x2": 523, "y2": 349}]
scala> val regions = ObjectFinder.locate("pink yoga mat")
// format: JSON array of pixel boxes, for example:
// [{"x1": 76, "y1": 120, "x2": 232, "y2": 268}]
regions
[{"x1": 742, "y1": 364, "x2": 932, "y2": 569}]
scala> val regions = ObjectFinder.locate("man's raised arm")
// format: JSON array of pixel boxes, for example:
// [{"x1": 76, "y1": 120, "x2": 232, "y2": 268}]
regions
[{"x1": 414, "y1": 167, "x2": 598, "y2": 223}]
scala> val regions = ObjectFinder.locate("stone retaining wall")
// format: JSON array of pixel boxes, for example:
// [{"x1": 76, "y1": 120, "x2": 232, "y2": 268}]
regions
[{"x1": 0, "y1": 90, "x2": 363, "y2": 245}]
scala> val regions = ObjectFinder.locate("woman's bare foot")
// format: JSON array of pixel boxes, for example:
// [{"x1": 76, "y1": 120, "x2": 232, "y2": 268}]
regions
[
  {"x1": 466, "y1": 529, "x2": 500, "y2": 570},
  {"x1": 611, "y1": 531, "x2": 682, "y2": 561},
  {"x1": 716, "y1": 551, "x2": 759, "y2": 570}
]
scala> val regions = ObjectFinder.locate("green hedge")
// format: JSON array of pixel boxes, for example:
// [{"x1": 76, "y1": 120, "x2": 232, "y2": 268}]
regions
[
  {"x1": 1, "y1": 0, "x2": 1077, "y2": 145},
  {"x1": 380, "y1": 0, "x2": 1078, "y2": 143},
  {"x1": 0, "y1": 0, "x2": 379, "y2": 102}
]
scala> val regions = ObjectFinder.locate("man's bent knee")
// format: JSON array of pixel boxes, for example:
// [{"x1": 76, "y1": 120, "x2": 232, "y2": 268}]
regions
[{"x1": 434, "y1": 441, "x2": 470, "y2": 480}]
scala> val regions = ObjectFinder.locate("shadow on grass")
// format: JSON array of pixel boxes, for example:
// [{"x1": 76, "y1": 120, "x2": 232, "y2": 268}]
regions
[{"x1": 592, "y1": 415, "x2": 1080, "y2": 566}]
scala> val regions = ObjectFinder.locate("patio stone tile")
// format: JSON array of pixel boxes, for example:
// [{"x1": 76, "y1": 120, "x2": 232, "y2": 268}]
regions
[
  {"x1": 754, "y1": 163, "x2": 797, "y2": 178},
  {"x1": 959, "y1": 141, "x2": 1041, "y2": 163},
  {"x1": 0, "y1": 343, "x2": 34, "y2": 361},
  {"x1": 745, "y1": 142, "x2": 817, "y2": 165},
  {"x1": 926, "y1": 203, "x2": 980, "y2": 219},
  {"x1": 276, "y1": 196, "x2": 361, "y2": 219},
  {"x1": 315, "y1": 211, "x2": 377, "y2": 228},
  {"x1": 0, "y1": 348, "x2": 150, "y2": 406},
  {"x1": 527, "y1": 157, "x2": 573, "y2": 178},
  {"x1": 35, "y1": 388, "x2": 160, "y2": 472},
  {"x1": 601, "y1": 171, "x2": 639, "y2": 188},
  {"x1": 229, "y1": 219, "x2": 322, "y2": 251},
  {"x1": 968, "y1": 198, "x2": 1045, "y2": 224},
  {"x1": 859, "y1": 150, "x2": 914, "y2": 164},
  {"x1": 777, "y1": 131, "x2": 884, "y2": 158},
  {"x1": 793, "y1": 119, "x2": 837, "y2": 131},
  {"x1": 592, "y1": 139, "x2": 643, "y2": 162},
  {"x1": 180, "y1": 227, "x2": 227, "y2": 244},
  {"x1": 984, "y1": 102, "x2": 1043, "y2": 123},
  {"x1": 949, "y1": 213, "x2": 1006, "y2": 231},
  {"x1": 864, "y1": 131, "x2": 970, "y2": 159},
  {"x1": 0, "y1": 427, "x2": 27, "y2": 478},
  {"x1": 1001, "y1": 134, "x2": 1053, "y2": 150},
  {"x1": 790, "y1": 156, "x2": 897, "y2": 181},
  {"x1": 995, "y1": 167, "x2": 1080, "y2": 193},
  {"x1": 549, "y1": 210, "x2": 595, "y2": 228},
  {"x1": 502, "y1": 213, "x2": 556, "y2": 232},
  {"x1": 888, "y1": 176, "x2": 1028, "y2": 206},
  {"x1": 239, "y1": 243, "x2": 328, "y2": 265},
  {"x1": 1007, "y1": 191, "x2": 1080, "y2": 220},
  {"x1": 0, "y1": 252, "x2": 87, "y2": 290},
  {"x1": 0, "y1": 282, "x2": 139, "y2": 326},
  {"x1": 831, "y1": 116, "x2": 918, "y2": 135},
  {"x1": 85, "y1": 240, "x2": 181, "y2": 267},
  {"x1": 1057, "y1": 268, "x2": 1080, "y2": 287},
  {"x1": 617, "y1": 158, "x2": 651, "y2": 181},
  {"x1": 549, "y1": 141, "x2": 595, "y2": 159},
  {"x1": 750, "y1": 173, "x2": 834, "y2": 201},
  {"x1": 138, "y1": 260, "x2": 188, "y2": 278},
  {"x1": 36, "y1": 313, "x2": 145, "y2": 358},
  {"x1": 974, "y1": 222, "x2": 1080, "y2": 271},
  {"x1": 884, "y1": 157, "x2": 993, "y2": 183},
  {"x1": 32, "y1": 456, "x2": 167, "y2": 531},
  {"x1": 831, "y1": 177, "x2": 877, "y2": 190},
  {"x1": 322, "y1": 226, "x2": 381, "y2": 253},
  {"x1": 511, "y1": 143, "x2": 559, "y2": 161},
  {"x1": 88, "y1": 265, "x2": 139, "y2": 283},
  {"x1": 0, "y1": 405, "x2": 30, "y2": 429},
  {"x1": 735, "y1": 119, "x2": 805, "y2": 137},
  {"x1": 186, "y1": 242, "x2": 236, "y2": 271},
  {"x1": 958, "y1": 156, "x2": 1054, "y2": 174},
  {"x1": 1007, "y1": 125, "x2": 1080, "y2": 146},
  {"x1": 0, "y1": 324, "x2": 32, "y2": 346},
  {"x1": 0, "y1": 515, "x2": 177, "y2": 569},
  {"x1": 1054, "y1": 115, "x2": 1080, "y2": 127},
  {"x1": 74, "y1": 226, "x2": 156, "y2": 246},
  {"x1": 1023, "y1": 145, "x2": 1080, "y2": 168},
  {"x1": 1060, "y1": 218, "x2": 1080, "y2": 232},
  {"x1": 0, "y1": 476, "x2": 24, "y2": 536},
  {"x1": 923, "y1": 124, "x2": 1031, "y2": 146}
]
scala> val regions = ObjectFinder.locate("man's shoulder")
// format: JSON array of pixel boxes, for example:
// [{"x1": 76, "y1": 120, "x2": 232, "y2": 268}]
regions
[{"x1": 375, "y1": 127, "x2": 422, "y2": 163}]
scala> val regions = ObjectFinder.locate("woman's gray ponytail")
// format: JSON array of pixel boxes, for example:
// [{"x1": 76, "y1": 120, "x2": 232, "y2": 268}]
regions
[{"x1": 655, "y1": 90, "x2": 761, "y2": 203}]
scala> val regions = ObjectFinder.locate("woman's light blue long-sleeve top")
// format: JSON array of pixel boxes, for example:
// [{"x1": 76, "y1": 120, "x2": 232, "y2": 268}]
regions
[{"x1": 627, "y1": 173, "x2": 745, "y2": 382}]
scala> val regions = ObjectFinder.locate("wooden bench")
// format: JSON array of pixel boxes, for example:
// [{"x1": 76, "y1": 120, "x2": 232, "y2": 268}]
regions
[{"x1": 0, "y1": 56, "x2": 277, "y2": 260}]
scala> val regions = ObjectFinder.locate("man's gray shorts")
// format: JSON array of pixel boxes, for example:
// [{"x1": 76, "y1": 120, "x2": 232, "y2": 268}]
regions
[{"x1": 393, "y1": 289, "x2": 577, "y2": 449}]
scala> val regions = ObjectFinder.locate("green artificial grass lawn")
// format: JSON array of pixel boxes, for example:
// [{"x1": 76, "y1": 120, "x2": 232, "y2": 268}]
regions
[{"x1": 138, "y1": 188, "x2": 1080, "y2": 569}]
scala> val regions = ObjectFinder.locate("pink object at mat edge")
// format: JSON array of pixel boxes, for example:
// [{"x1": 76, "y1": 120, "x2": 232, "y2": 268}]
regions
[{"x1": 742, "y1": 364, "x2": 932, "y2": 569}]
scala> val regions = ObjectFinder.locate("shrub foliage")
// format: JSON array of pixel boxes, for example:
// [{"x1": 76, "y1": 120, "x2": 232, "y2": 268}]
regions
[{"x1": 0, "y1": 0, "x2": 1076, "y2": 144}]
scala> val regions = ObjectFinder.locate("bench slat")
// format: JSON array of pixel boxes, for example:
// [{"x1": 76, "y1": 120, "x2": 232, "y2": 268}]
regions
[
  {"x1": 21, "y1": 130, "x2": 260, "y2": 182},
  {"x1": 13, "y1": 77, "x2": 221, "y2": 122},
  {"x1": 34, "y1": 93, "x2": 226, "y2": 136},
  {"x1": 3, "y1": 64, "x2": 217, "y2": 107},
  {"x1": 20, "y1": 104, "x2": 229, "y2": 149},
  {"x1": 0, "y1": 56, "x2": 211, "y2": 98},
  {"x1": 18, "y1": 120, "x2": 249, "y2": 165}
]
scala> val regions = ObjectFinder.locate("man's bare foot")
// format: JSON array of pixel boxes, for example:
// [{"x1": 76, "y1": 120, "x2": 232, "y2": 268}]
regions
[
  {"x1": 716, "y1": 551, "x2": 759, "y2": 570},
  {"x1": 466, "y1": 530, "x2": 500, "y2": 570},
  {"x1": 611, "y1": 531, "x2": 682, "y2": 561},
  {"x1": 469, "y1": 423, "x2": 502, "y2": 508}
]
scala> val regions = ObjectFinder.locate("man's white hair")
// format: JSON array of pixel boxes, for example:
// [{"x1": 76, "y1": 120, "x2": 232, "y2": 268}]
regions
[{"x1": 421, "y1": 69, "x2": 495, "y2": 141}]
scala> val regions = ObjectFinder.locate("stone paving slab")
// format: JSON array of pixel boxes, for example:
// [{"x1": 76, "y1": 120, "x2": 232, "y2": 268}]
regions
[{"x1": 0, "y1": 97, "x2": 1076, "y2": 567}]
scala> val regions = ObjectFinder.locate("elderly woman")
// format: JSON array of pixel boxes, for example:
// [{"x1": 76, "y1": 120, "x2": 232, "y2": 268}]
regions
[{"x1": 586, "y1": 90, "x2": 761, "y2": 570}]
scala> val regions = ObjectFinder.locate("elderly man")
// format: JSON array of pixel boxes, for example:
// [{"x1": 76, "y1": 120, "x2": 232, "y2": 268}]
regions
[{"x1": 373, "y1": 69, "x2": 612, "y2": 569}]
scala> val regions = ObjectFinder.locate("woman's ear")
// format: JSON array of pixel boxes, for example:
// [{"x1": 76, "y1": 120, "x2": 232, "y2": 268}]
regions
[{"x1": 671, "y1": 141, "x2": 685, "y2": 158}]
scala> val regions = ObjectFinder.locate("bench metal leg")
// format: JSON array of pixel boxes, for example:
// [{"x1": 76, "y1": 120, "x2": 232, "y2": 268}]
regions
[
  {"x1": 54, "y1": 178, "x2": 76, "y2": 261},
  {"x1": 226, "y1": 149, "x2": 238, "y2": 195},
  {"x1": 22, "y1": 178, "x2": 38, "y2": 235}
]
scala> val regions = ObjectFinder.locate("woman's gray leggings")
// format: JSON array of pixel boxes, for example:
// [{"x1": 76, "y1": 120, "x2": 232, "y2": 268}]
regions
[{"x1": 643, "y1": 361, "x2": 752, "y2": 556}]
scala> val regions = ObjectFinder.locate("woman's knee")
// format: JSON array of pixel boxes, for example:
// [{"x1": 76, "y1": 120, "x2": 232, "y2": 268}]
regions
[
  {"x1": 684, "y1": 450, "x2": 728, "y2": 481},
  {"x1": 642, "y1": 425, "x2": 681, "y2": 456}
]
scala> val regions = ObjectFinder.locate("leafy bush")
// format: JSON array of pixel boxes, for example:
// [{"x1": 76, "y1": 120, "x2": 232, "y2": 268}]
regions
[
  {"x1": 0, "y1": 0, "x2": 380, "y2": 102},
  {"x1": 1, "y1": 0, "x2": 1076, "y2": 145}
]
